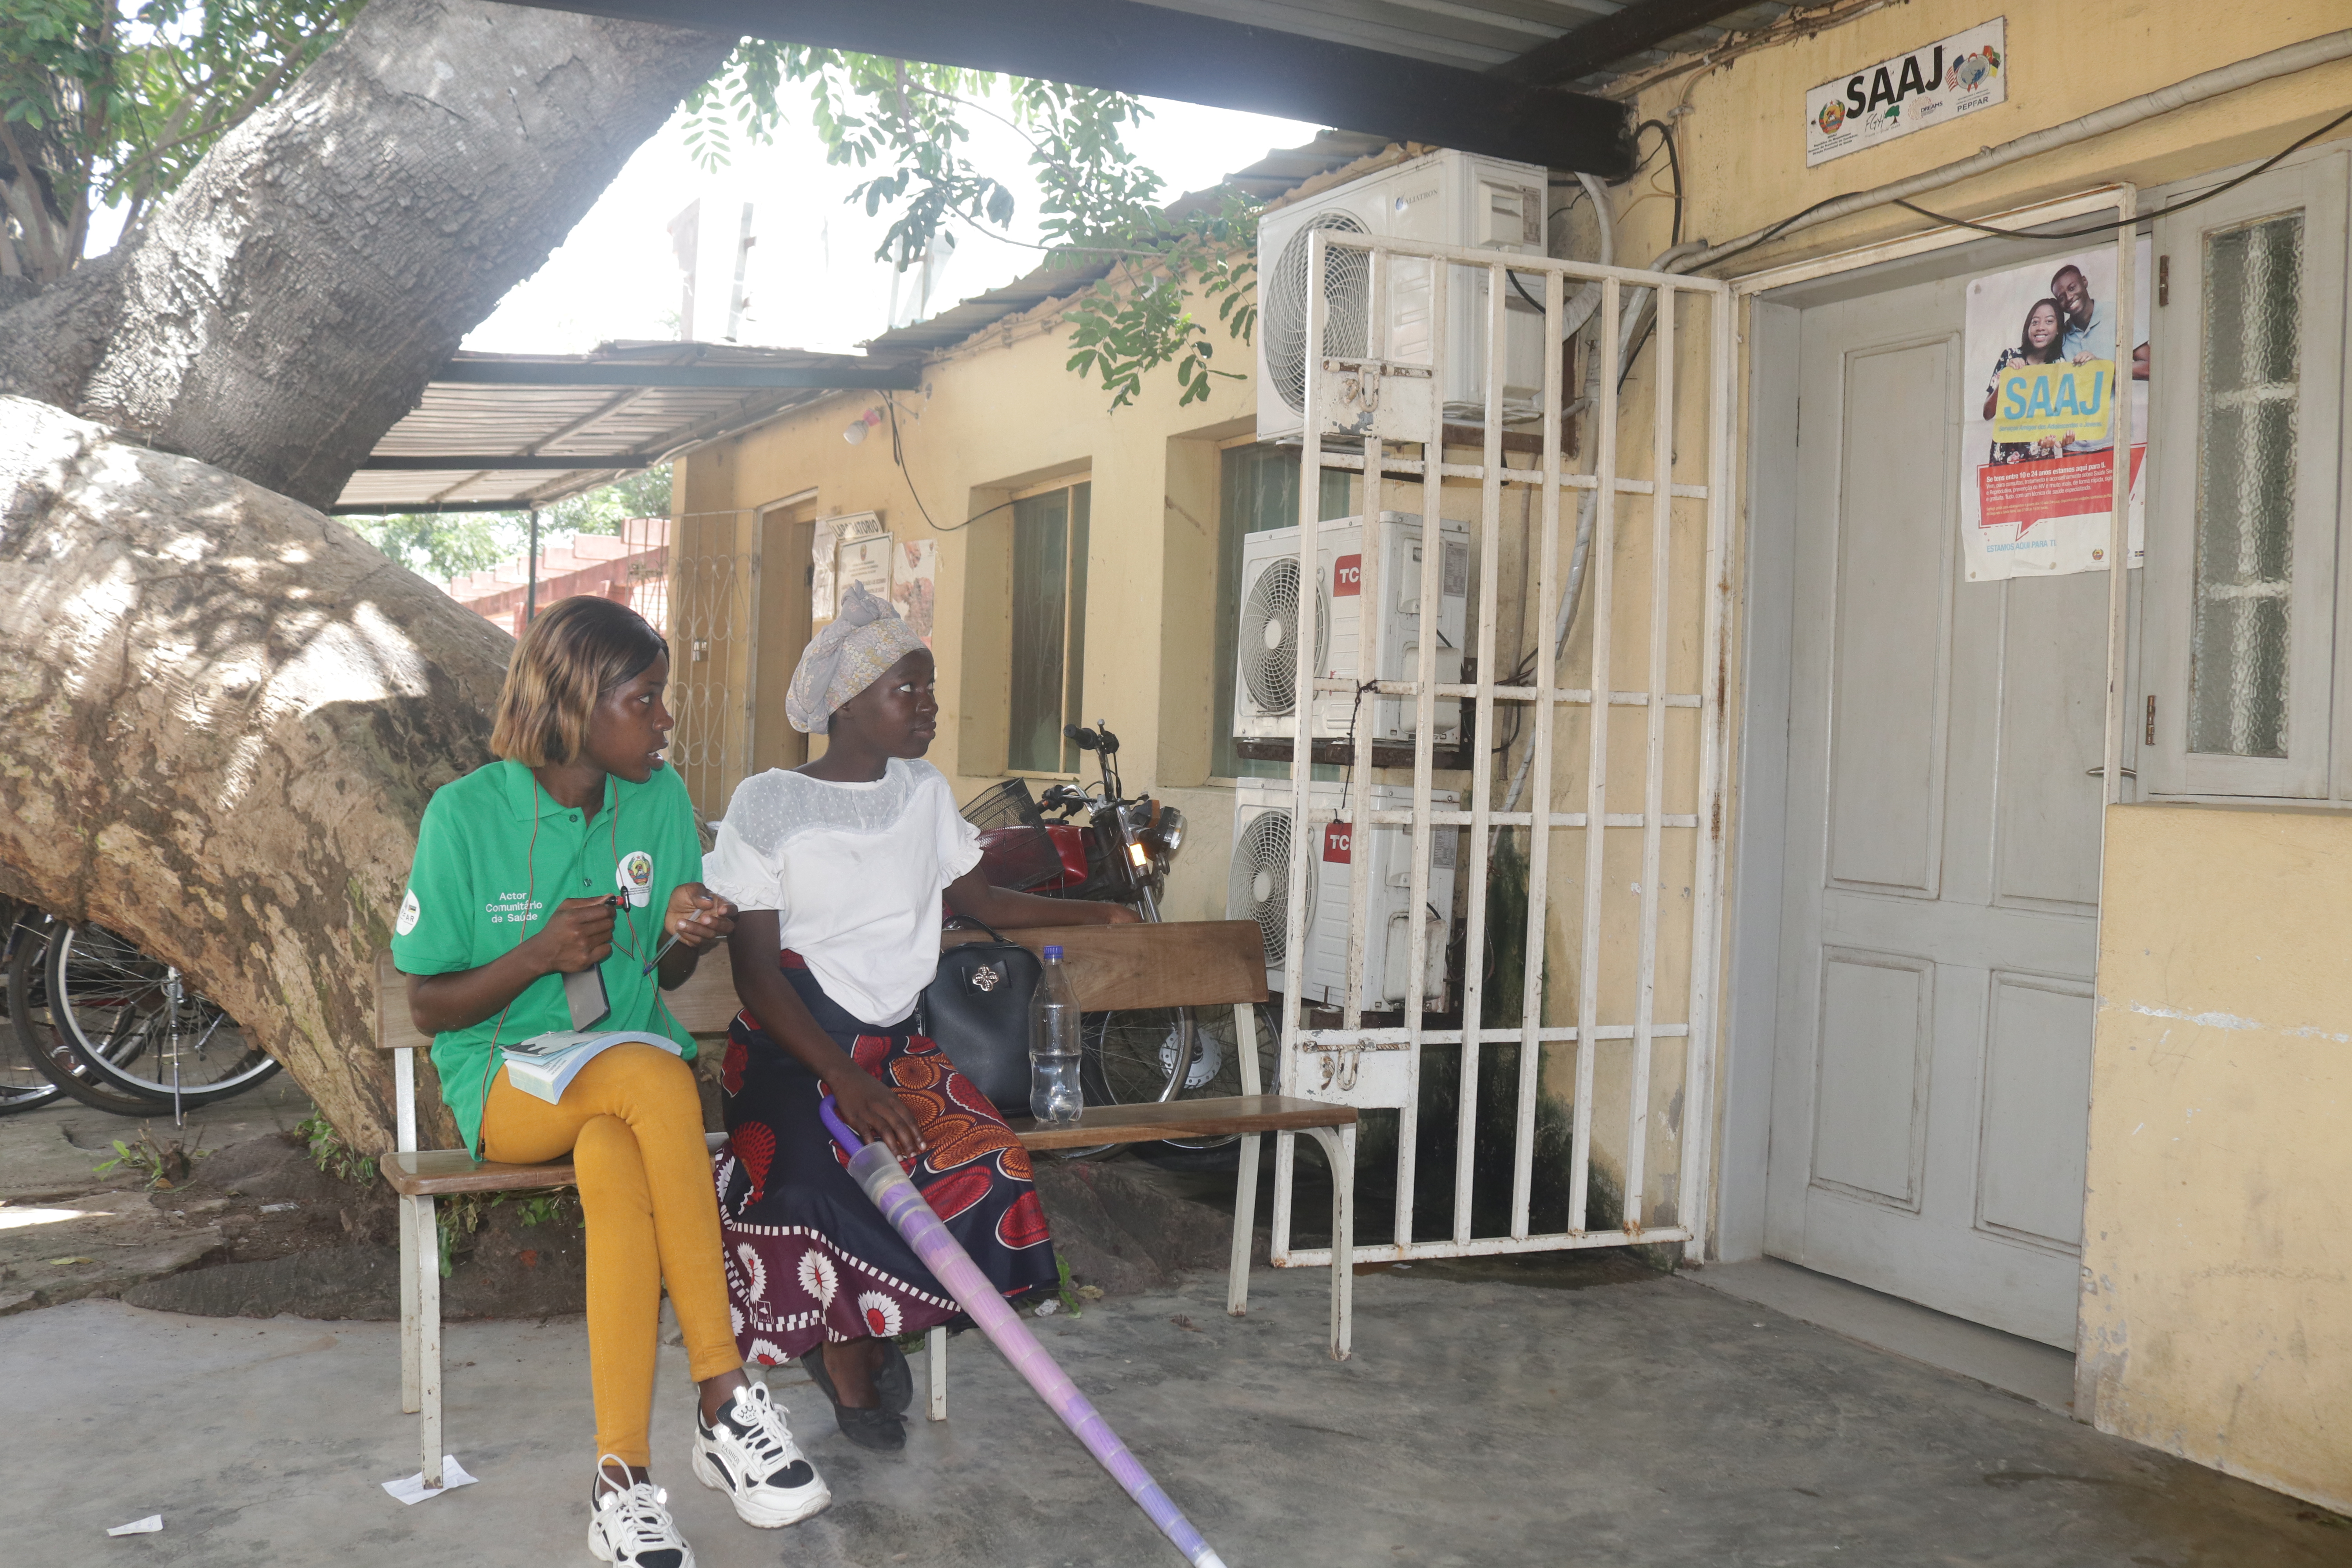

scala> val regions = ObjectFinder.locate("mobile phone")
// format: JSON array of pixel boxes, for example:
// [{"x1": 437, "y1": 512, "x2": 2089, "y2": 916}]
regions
[{"x1": 563, "y1": 964, "x2": 611, "y2": 1030}]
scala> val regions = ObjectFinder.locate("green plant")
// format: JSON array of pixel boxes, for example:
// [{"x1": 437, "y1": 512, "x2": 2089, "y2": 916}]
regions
[
  {"x1": 684, "y1": 45, "x2": 1258, "y2": 412},
  {"x1": 502, "y1": 1190, "x2": 580, "y2": 1230},
  {"x1": 1, "y1": 0, "x2": 365, "y2": 281},
  {"x1": 294, "y1": 1110, "x2": 372, "y2": 1185},
  {"x1": 93, "y1": 1125, "x2": 201, "y2": 1188}
]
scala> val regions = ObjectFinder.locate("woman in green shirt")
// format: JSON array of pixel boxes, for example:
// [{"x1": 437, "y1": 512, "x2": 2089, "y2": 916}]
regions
[{"x1": 392, "y1": 597, "x2": 829, "y2": 1567}]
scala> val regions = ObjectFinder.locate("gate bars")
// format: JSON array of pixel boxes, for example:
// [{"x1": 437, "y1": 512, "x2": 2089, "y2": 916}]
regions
[{"x1": 1270, "y1": 231, "x2": 1735, "y2": 1267}]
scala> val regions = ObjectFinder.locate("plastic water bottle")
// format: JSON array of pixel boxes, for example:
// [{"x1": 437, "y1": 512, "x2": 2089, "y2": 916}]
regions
[{"x1": 1029, "y1": 944, "x2": 1083, "y2": 1125}]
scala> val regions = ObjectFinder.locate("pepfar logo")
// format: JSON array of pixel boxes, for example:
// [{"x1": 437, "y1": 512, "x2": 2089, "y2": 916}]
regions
[
  {"x1": 1332, "y1": 554, "x2": 1362, "y2": 597},
  {"x1": 1322, "y1": 822, "x2": 1354, "y2": 863}
]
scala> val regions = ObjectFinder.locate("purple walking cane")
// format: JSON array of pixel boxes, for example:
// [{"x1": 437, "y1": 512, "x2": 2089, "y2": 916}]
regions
[{"x1": 817, "y1": 1095, "x2": 1229, "y2": 1568}]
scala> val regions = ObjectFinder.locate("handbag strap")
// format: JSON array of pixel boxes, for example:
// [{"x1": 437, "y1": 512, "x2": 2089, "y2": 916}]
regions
[{"x1": 942, "y1": 913, "x2": 1017, "y2": 946}]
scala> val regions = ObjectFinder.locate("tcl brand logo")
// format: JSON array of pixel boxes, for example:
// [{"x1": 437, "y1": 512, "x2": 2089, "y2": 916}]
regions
[
  {"x1": 1332, "y1": 555, "x2": 1362, "y2": 596},
  {"x1": 1322, "y1": 822, "x2": 1353, "y2": 862}
]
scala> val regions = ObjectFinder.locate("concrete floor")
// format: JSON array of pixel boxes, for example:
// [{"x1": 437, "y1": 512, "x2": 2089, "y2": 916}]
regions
[{"x1": 13, "y1": 1258, "x2": 2350, "y2": 1566}]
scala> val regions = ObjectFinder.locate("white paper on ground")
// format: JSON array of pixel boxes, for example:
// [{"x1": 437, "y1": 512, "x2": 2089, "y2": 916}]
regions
[
  {"x1": 106, "y1": 1515, "x2": 163, "y2": 1536},
  {"x1": 382, "y1": 1457, "x2": 479, "y2": 1504}
]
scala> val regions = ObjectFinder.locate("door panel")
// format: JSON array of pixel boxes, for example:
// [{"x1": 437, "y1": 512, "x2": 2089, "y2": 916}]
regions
[
  {"x1": 1767, "y1": 270, "x2": 2100, "y2": 1348},
  {"x1": 1994, "y1": 575, "x2": 2108, "y2": 911},
  {"x1": 1810, "y1": 949, "x2": 1933, "y2": 1208},
  {"x1": 1976, "y1": 973, "x2": 2094, "y2": 1249},
  {"x1": 1826, "y1": 341, "x2": 1953, "y2": 898}
]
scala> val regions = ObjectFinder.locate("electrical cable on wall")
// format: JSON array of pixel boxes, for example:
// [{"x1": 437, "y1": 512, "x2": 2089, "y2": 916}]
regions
[
  {"x1": 1891, "y1": 106, "x2": 2352, "y2": 240},
  {"x1": 882, "y1": 397, "x2": 1020, "y2": 534}
]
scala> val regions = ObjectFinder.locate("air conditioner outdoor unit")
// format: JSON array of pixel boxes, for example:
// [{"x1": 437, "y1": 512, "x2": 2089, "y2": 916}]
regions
[
  {"x1": 1228, "y1": 779, "x2": 1459, "y2": 1016},
  {"x1": 1255, "y1": 148, "x2": 1550, "y2": 444},
  {"x1": 1234, "y1": 513, "x2": 1470, "y2": 745}
]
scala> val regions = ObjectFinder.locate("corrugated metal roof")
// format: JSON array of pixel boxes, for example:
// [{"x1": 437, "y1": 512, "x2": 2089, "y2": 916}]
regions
[{"x1": 334, "y1": 342, "x2": 916, "y2": 514}]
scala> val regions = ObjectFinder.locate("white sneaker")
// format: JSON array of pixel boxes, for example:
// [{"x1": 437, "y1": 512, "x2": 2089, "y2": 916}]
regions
[
  {"x1": 589, "y1": 1456, "x2": 696, "y2": 1568},
  {"x1": 691, "y1": 1381, "x2": 832, "y2": 1528}
]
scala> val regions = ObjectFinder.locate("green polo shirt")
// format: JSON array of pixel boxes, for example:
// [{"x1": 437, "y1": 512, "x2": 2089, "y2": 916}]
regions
[{"x1": 391, "y1": 759, "x2": 702, "y2": 1156}]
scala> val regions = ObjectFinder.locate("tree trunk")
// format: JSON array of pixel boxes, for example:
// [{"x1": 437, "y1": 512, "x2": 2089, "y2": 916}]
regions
[
  {"x1": 0, "y1": 0, "x2": 731, "y2": 511},
  {"x1": 0, "y1": 396, "x2": 514, "y2": 1152}
]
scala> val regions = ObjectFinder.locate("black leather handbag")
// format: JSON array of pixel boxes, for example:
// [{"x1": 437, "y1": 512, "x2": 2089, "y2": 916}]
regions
[{"x1": 918, "y1": 918, "x2": 1041, "y2": 1116}]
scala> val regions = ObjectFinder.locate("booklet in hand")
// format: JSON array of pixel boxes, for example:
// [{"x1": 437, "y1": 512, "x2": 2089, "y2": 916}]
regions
[{"x1": 502, "y1": 1029, "x2": 681, "y2": 1105}]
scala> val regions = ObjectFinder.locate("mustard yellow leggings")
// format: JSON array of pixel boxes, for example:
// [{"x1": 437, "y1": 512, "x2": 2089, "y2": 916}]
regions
[{"x1": 480, "y1": 1043, "x2": 739, "y2": 1466}]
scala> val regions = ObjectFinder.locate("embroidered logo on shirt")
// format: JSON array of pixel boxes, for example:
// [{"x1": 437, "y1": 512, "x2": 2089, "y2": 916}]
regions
[
  {"x1": 617, "y1": 850, "x2": 654, "y2": 908},
  {"x1": 396, "y1": 888, "x2": 421, "y2": 936}
]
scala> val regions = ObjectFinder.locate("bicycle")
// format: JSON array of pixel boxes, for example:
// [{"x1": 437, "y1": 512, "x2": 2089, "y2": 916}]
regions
[{"x1": 41, "y1": 922, "x2": 278, "y2": 1115}]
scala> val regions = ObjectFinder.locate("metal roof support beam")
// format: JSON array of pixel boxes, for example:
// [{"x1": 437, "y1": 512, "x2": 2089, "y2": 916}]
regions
[
  {"x1": 1495, "y1": 0, "x2": 1757, "y2": 86},
  {"x1": 360, "y1": 455, "x2": 662, "y2": 470},
  {"x1": 435, "y1": 360, "x2": 922, "y2": 389},
  {"x1": 499, "y1": 0, "x2": 1635, "y2": 176}
]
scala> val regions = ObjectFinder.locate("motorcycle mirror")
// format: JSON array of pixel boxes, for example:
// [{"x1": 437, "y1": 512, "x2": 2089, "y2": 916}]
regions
[{"x1": 1062, "y1": 724, "x2": 1100, "y2": 751}]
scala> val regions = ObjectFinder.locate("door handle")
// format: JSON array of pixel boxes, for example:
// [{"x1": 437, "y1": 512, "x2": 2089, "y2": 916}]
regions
[{"x1": 2084, "y1": 766, "x2": 2138, "y2": 779}]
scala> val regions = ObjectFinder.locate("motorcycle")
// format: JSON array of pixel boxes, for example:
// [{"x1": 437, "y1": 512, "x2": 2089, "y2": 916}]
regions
[{"x1": 962, "y1": 723, "x2": 1267, "y2": 1165}]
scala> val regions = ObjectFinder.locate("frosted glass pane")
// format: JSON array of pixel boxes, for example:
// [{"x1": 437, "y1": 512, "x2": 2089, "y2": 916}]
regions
[{"x1": 2187, "y1": 212, "x2": 2303, "y2": 759}]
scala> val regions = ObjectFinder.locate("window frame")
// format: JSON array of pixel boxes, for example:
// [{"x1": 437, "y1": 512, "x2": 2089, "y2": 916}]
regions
[
  {"x1": 1005, "y1": 476, "x2": 1091, "y2": 779},
  {"x1": 2141, "y1": 147, "x2": 2351, "y2": 802}
]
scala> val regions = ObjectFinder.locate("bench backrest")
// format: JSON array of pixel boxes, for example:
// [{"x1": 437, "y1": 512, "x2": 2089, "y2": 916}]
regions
[{"x1": 373, "y1": 918, "x2": 1267, "y2": 1050}]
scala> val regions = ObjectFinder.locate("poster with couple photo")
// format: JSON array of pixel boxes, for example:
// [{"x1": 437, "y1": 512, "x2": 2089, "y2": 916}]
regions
[{"x1": 1959, "y1": 238, "x2": 2150, "y2": 582}]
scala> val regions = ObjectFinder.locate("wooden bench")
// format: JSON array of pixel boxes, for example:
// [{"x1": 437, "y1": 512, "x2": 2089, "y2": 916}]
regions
[{"x1": 376, "y1": 921, "x2": 1356, "y2": 1488}]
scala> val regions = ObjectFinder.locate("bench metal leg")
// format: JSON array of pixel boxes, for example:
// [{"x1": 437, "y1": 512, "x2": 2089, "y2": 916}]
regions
[
  {"x1": 1227, "y1": 1130, "x2": 1260, "y2": 1318},
  {"x1": 398, "y1": 1192, "x2": 421, "y2": 1413},
  {"x1": 926, "y1": 1326, "x2": 948, "y2": 1422},
  {"x1": 412, "y1": 1194, "x2": 444, "y2": 1488},
  {"x1": 1303, "y1": 1125, "x2": 1354, "y2": 1361}
]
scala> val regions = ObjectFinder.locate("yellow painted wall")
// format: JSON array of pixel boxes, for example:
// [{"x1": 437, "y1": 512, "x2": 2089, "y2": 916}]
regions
[
  {"x1": 2083, "y1": 803, "x2": 2352, "y2": 1513},
  {"x1": 671, "y1": 306, "x2": 1264, "y2": 922}
]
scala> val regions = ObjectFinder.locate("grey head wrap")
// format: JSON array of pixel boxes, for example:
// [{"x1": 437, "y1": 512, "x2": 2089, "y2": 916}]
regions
[{"x1": 786, "y1": 581, "x2": 927, "y2": 733}]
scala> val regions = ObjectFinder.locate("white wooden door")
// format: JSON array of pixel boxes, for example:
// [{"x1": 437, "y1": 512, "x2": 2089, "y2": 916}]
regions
[{"x1": 1765, "y1": 270, "x2": 2110, "y2": 1348}]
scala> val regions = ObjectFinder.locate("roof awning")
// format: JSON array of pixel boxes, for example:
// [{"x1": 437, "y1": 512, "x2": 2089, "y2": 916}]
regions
[
  {"x1": 330, "y1": 343, "x2": 918, "y2": 515},
  {"x1": 503, "y1": 0, "x2": 1790, "y2": 177}
]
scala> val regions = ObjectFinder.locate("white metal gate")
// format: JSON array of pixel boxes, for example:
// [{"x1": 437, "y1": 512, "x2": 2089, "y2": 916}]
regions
[{"x1": 1266, "y1": 232, "x2": 1735, "y2": 1270}]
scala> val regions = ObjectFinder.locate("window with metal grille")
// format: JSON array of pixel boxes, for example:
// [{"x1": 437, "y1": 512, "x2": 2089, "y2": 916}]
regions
[{"x1": 1008, "y1": 481, "x2": 1090, "y2": 774}]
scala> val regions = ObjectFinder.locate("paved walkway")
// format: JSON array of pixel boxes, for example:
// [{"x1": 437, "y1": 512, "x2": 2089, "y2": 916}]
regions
[{"x1": 12, "y1": 1256, "x2": 2347, "y2": 1566}]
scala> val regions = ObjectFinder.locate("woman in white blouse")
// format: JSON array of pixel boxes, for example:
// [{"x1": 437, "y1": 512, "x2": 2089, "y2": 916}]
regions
[{"x1": 702, "y1": 585, "x2": 1134, "y2": 1452}]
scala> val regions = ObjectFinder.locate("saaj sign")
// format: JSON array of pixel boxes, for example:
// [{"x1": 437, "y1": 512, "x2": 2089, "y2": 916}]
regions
[{"x1": 1805, "y1": 18, "x2": 2006, "y2": 167}]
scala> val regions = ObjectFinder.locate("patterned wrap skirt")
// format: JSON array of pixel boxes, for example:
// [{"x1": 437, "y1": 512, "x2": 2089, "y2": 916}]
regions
[{"x1": 713, "y1": 954, "x2": 1058, "y2": 1365}]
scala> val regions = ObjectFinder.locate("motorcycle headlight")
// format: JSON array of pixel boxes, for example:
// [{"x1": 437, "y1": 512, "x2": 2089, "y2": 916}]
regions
[{"x1": 1146, "y1": 806, "x2": 1186, "y2": 862}]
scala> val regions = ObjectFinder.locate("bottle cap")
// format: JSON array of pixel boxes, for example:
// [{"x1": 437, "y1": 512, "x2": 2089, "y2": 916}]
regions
[{"x1": 1043, "y1": 944, "x2": 1063, "y2": 960}]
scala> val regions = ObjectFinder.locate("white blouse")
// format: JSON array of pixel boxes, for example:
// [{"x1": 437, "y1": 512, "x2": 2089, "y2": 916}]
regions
[{"x1": 702, "y1": 758, "x2": 982, "y2": 1027}]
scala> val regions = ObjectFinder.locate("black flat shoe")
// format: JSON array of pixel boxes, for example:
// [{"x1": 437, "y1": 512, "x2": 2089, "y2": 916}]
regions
[
  {"x1": 800, "y1": 1347, "x2": 907, "y2": 1452},
  {"x1": 875, "y1": 1338, "x2": 913, "y2": 1416}
]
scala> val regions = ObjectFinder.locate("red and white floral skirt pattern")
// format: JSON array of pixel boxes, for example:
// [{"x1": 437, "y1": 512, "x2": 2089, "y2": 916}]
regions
[{"x1": 713, "y1": 956, "x2": 1058, "y2": 1365}]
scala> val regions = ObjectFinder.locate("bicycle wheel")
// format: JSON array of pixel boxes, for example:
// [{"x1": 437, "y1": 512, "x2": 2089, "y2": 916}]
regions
[
  {"x1": 0, "y1": 905, "x2": 64, "y2": 1114},
  {"x1": 7, "y1": 918, "x2": 169, "y2": 1115},
  {"x1": 45, "y1": 924, "x2": 278, "y2": 1107}
]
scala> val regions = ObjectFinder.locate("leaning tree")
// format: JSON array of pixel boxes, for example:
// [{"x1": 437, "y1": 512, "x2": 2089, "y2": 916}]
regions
[{"x1": 0, "y1": 0, "x2": 733, "y2": 1149}]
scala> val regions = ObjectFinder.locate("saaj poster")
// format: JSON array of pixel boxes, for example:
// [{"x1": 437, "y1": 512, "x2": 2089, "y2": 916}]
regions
[{"x1": 1960, "y1": 238, "x2": 2151, "y2": 582}]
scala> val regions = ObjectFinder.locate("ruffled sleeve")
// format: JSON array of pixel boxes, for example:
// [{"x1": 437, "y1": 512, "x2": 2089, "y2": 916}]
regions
[
  {"x1": 922, "y1": 764, "x2": 983, "y2": 888},
  {"x1": 703, "y1": 771, "x2": 791, "y2": 914}
]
